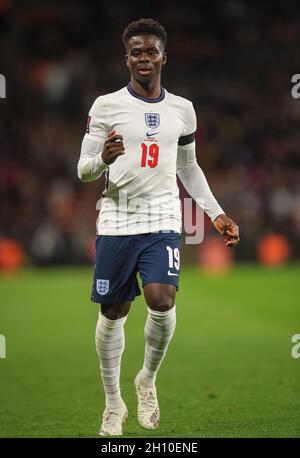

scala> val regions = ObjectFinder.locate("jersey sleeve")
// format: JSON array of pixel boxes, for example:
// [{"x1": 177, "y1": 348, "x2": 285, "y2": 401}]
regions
[
  {"x1": 180, "y1": 100, "x2": 197, "y2": 138},
  {"x1": 176, "y1": 141, "x2": 225, "y2": 221},
  {"x1": 77, "y1": 96, "x2": 110, "y2": 182},
  {"x1": 84, "y1": 96, "x2": 110, "y2": 142}
]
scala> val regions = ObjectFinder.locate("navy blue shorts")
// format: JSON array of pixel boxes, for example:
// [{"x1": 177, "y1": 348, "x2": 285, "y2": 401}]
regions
[{"x1": 91, "y1": 232, "x2": 181, "y2": 304}]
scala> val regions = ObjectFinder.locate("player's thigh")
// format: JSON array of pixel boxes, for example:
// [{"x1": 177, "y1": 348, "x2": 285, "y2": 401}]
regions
[
  {"x1": 138, "y1": 232, "x2": 181, "y2": 310},
  {"x1": 91, "y1": 235, "x2": 141, "y2": 305}
]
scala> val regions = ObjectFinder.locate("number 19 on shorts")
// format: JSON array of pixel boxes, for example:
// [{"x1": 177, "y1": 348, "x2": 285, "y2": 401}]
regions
[{"x1": 166, "y1": 246, "x2": 180, "y2": 274}]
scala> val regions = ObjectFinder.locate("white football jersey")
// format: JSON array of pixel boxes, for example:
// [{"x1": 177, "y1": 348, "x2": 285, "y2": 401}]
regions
[{"x1": 83, "y1": 85, "x2": 196, "y2": 235}]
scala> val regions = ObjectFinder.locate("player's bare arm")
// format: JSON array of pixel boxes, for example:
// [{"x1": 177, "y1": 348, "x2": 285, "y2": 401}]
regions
[{"x1": 213, "y1": 214, "x2": 240, "y2": 247}]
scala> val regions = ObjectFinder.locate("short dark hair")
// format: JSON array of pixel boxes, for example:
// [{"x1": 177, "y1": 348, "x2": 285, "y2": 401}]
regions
[{"x1": 122, "y1": 18, "x2": 167, "y2": 50}]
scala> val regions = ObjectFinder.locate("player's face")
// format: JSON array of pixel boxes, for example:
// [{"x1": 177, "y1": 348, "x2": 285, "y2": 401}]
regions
[{"x1": 125, "y1": 34, "x2": 166, "y2": 84}]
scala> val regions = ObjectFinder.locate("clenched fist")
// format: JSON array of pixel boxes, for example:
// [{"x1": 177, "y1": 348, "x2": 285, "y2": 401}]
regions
[{"x1": 102, "y1": 130, "x2": 125, "y2": 165}]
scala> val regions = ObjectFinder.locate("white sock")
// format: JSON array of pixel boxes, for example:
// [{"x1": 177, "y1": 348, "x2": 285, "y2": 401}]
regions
[
  {"x1": 95, "y1": 311, "x2": 128, "y2": 408},
  {"x1": 139, "y1": 306, "x2": 176, "y2": 388}
]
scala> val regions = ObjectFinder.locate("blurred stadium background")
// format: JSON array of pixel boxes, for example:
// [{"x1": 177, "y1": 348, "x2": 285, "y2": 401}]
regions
[
  {"x1": 0, "y1": 0, "x2": 299, "y2": 438},
  {"x1": 1, "y1": 0, "x2": 300, "y2": 268}
]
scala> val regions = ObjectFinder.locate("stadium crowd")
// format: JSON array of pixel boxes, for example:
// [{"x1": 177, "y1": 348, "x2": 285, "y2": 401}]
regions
[{"x1": 1, "y1": 0, "x2": 300, "y2": 264}]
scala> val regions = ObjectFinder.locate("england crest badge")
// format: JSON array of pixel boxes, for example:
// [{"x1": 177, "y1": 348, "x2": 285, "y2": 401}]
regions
[
  {"x1": 145, "y1": 113, "x2": 160, "y2": 129},
  {"x1": 96, "y1": 279, "x2": 110, "y2": 295}
]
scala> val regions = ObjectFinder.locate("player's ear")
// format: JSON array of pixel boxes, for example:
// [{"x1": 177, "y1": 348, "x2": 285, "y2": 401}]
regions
[
  {"x1": 125, "y1": 54, "x2": 129, "y2": 67},
  {"x1": 162, "y1": 52, "x2": 167, "y2": 65}
]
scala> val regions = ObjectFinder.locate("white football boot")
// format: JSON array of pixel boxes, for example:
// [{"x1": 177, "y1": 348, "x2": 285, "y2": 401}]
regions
[
  {"x1": 134, "y1": 370, "x2": 160, "y2": 430},
  {"x1": 98, "y1": 400, "x2": 128, "y2": 436}
]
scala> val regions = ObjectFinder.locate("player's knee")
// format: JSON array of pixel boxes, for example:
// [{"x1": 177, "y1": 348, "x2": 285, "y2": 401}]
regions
[
  {"x1": 145, "y1": 284, "x2": 176, "y2": 312},
  {"x1": 100, "y1": 301, "x2": 131, "y2": 320},
  {"x1": 147, "y1": 297, "x2": 175, "y2": 312},
  {"x1": 149, "y1": 302, "x2": 175, "y2": 312}
]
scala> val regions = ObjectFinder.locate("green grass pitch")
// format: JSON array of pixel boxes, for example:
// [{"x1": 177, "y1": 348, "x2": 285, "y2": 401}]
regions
[{"x1": 0, "y1": 264, "x2": 299, "y2": 438}]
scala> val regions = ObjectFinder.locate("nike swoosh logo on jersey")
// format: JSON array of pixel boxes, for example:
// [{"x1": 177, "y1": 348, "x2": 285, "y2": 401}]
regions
[
  {"x1": 146, "y1": 131, "x2": 159, "y2": 137},
  {"x1": 168, "y1": 270, "x2": 179, "y2": 276}
]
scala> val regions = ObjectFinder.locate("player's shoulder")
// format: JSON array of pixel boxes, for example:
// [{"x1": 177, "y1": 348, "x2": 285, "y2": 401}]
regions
[
  {"x1": 90, "y1": 87, "x2": 127, "y2": 110},
  {"x1": 165, "y1": 89, "x2": 194, "y2": 110}
]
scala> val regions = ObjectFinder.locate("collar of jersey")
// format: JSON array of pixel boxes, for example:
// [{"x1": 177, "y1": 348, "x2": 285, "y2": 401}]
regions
[{"x1": 127, "y1": 83, "x2": 165, "y2": 103}]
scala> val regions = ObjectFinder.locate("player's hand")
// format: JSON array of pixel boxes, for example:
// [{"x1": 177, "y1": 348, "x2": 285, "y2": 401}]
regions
[
  {"x1": 101, "y1": 130, "x2": 125, "y2": 165},
  {"x1": 213, "y1": 214, "x2": 240, "y2": 247}
]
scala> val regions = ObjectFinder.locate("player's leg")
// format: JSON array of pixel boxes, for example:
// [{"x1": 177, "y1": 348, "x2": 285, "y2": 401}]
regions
[
  {"x1": 91, "y1": 234, "x2": 141, "y2": 435},
  {"x1": 140, "y1": 283, "x2": 176, "y2": 386},
  {"x1": 134, "y1": 284, "x2": 177, "y2": 430},
  {"x1": 134, "y1": 232, "x2": 180, "y2": 429},
  {"x1": 97, "y1": 301, "x2": 131, "y2": 407},
  {"x1": 96, "y1": 301, "x2": 131, "y2": 436}
]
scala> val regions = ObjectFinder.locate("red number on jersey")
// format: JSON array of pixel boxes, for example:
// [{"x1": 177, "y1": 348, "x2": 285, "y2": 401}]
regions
[{"x1": 140, "y1": 143, "x2": 159, "y2": 168}]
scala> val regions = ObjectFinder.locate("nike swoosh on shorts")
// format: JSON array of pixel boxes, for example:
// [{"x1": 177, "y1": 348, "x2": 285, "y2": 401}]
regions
[{"x1": 167, "y1": 271, "x2": 179, "y2": 276}]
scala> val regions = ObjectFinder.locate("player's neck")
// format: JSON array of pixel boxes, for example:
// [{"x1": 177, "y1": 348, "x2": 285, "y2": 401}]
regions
[{"x1": 130, "y1": 79, "x2": 162, "y2": 99}]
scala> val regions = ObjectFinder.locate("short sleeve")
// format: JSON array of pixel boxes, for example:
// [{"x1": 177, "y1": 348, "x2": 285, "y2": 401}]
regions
[
  {"x1": 180, "y1": 101, "x2": 197, "y2": 137},
  {"x1": 85, "y1": 96, "x2": 110, "y2": 142}
]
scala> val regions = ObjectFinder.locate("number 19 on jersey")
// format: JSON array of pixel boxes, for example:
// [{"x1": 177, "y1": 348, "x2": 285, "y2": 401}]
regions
[{"x1": 141, "y1": 143, "x2": 160, "y2": 168}]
